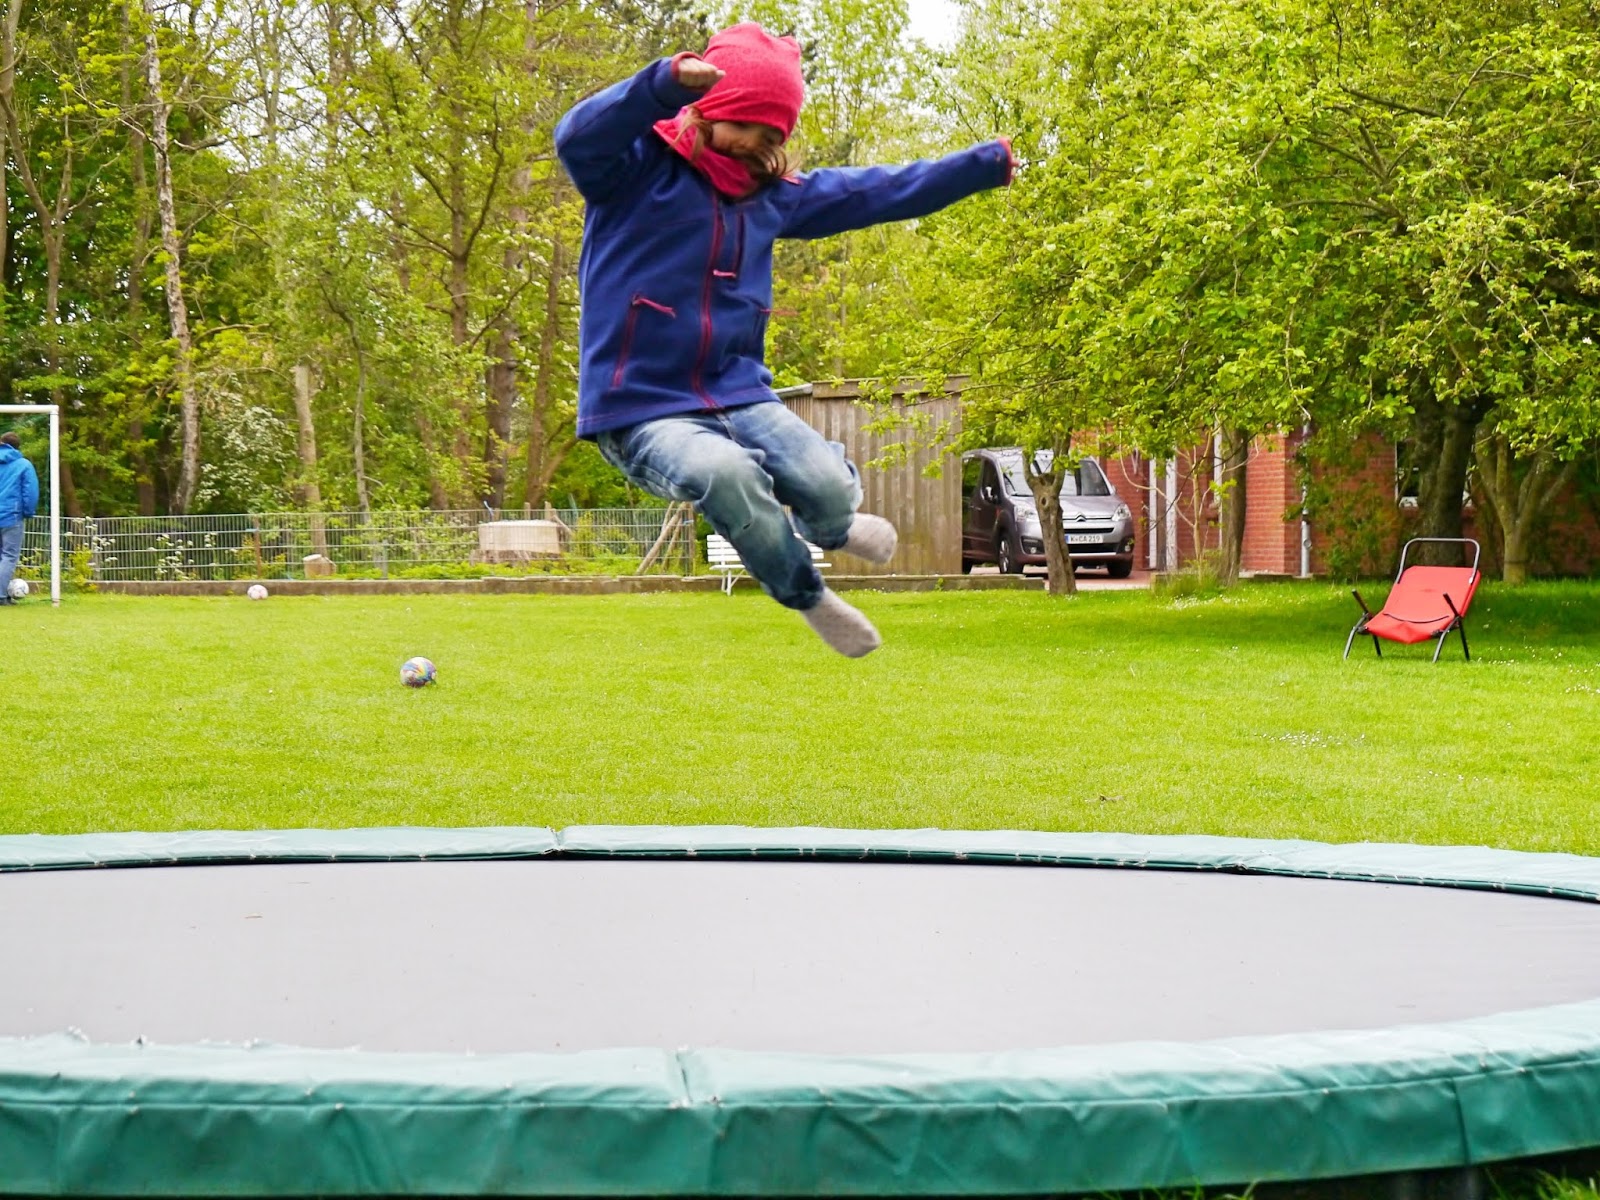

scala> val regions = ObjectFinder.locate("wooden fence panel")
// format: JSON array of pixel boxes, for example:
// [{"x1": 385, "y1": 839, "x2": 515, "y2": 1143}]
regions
[{"x1": 782, "y1": 383, "x2": 963, "y2": 576}]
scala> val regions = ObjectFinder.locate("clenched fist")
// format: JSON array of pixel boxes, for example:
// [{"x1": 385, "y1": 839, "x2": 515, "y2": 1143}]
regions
[{"x1": 676, "y1": 55, "x2": 726, "y2": 91}]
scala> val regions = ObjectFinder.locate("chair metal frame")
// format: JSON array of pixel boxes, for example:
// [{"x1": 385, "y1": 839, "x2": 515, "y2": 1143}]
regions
[{"x1": 1343, "y1": 537, "x2": 1480, "y2": 663}]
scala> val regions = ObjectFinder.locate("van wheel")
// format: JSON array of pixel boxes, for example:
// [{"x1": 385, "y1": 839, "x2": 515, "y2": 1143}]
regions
[
  {"x1": 996, "y1": 532, "x2": 1021, "y2": 575},
  {"x1": 961, "y1": 558, "x2": 974, "y2": 574},
  {"x1": 1107, "y1": 560, "x2": 1133, "y2": 579}
]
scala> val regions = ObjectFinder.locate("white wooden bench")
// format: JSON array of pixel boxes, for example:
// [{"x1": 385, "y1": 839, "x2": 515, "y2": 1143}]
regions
[{"x1": 706, "y1": 533, "x2": 830, "y2": 594}]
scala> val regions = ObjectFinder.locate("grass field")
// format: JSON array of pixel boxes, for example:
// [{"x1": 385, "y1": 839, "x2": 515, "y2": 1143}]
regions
[
  {"x1": 6, "y1": 580, "x2": 1600, "y2": 849},
  {"x1": 7, "y1": 580, "x2": 1600, "y2": 1199}
]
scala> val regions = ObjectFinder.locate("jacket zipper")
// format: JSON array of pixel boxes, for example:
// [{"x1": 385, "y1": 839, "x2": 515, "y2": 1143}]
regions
[
  {"x1": 611, "y1": 294, "x2": 676, "y2": 391},
  {"x1": 692, "y1": 194, "x2": 724, "y2": 406}
]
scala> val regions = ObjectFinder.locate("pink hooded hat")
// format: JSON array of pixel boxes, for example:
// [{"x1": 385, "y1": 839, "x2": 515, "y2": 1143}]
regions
[{"x1": 655, "y1": 23, "x2": 805, "y2": 197}]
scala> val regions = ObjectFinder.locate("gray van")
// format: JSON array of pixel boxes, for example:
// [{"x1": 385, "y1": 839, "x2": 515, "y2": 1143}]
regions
[{"x1": 961, "y1": 448, "x2": 1136, "y2": 577}]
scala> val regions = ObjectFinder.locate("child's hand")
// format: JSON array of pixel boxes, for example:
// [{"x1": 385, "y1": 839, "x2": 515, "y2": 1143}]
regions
[{"x1": 676, "y1": 56, "x2": 726, "y2": 91}]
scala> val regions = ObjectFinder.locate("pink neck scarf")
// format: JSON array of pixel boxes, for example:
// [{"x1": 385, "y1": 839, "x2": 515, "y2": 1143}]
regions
[{"x1": 654, "y1": 116, "x2": 758, "y2": 199}]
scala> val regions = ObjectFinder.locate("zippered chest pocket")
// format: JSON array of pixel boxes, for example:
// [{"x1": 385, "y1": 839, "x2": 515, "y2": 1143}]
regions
[
  {"x1": 711, "y1": 209, "x2": 746, "y2": 282},
  {"x1": 610, "y1": 295, "x2": 677, "y2": 392}
]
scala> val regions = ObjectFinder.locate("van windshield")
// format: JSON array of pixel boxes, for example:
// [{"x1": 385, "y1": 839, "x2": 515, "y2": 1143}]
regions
[{"x1": 999, "y1": 455, "x2": 1111, "y2": 498}]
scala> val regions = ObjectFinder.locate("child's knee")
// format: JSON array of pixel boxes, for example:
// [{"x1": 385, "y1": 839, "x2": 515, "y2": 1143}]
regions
[
  {"x1": 789, "y1": 456, "x2": 861, "y2": 540},
  {"x1": 812, "y1": 461, "x2": 861, "y2": 517},
  {"x1": 695, "y1": 446, "x2": 777, "y2": 529}
]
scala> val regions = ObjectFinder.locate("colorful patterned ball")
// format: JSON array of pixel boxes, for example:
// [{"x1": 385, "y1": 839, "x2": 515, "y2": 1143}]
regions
[{"x1": 400, "y1": 656, "x2": 437, "y2": 688}]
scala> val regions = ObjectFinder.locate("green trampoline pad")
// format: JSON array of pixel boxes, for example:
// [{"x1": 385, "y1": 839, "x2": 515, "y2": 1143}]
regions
[{"x1": 1, "y1": 825, "x2": 1598, "y2": 1195}]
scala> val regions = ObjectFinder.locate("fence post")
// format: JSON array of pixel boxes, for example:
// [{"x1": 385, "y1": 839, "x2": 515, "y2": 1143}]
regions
[{"x1": 248, "y1": 516, "x2": 262, "y2": 578}]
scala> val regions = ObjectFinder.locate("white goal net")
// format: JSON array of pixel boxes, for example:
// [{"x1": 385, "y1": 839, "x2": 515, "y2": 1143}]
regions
[{"x1": 0, "y1": 404, "x2": 61, "y2": 606}]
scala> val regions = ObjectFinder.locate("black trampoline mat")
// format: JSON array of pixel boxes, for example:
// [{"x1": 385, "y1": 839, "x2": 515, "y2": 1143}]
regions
[{"x1": 5, "y1": 858, "x2": 1600, "y2": 1054}]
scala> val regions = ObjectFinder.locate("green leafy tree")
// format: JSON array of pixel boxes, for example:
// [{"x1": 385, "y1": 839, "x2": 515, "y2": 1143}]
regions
[{"x1": 913, "y1": 0, "x2": 1600, "y2": 586}]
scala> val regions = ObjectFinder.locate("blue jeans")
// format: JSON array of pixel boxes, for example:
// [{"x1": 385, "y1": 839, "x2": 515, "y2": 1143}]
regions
[
  {"x1": 597, "y1": 403, "x2": 861, "y2": 609},
  {"x1": 0, "y1": 524, "x2": 22, "y2": 599}
]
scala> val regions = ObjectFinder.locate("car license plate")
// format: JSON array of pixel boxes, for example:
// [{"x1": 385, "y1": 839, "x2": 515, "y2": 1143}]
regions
[{"x1": 1067, "y1": 533, "x2": 1103, "y2": 545}]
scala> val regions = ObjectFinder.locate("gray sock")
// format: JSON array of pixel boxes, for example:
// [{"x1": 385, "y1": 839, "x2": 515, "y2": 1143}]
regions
[
  {"x1": 842, "y1": 513, "x2": 897, "y2": 565},
  {"x1": 800, "y1": 589, "x2": 882, "y2": 658}
]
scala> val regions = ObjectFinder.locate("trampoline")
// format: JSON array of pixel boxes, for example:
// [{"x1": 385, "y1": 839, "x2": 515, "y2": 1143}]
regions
[{"x1": 4, "y1": 825, "x2": 1600, "y2": 1196}]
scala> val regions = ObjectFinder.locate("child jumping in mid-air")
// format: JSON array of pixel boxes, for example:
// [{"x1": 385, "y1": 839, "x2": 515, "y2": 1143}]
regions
[{"x1": 556, "y1": 24, "x2": 1013, "y2": 656}]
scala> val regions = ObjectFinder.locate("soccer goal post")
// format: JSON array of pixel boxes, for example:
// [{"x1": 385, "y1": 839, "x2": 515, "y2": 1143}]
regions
[{"x1": 0, "y1": 404, "x2": 61, "y2": 606}]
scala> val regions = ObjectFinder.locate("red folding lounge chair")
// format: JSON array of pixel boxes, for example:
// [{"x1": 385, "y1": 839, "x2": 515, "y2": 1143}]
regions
[{"x1": 1344, "y1": 538, "x2": 1481, "y2": 663}]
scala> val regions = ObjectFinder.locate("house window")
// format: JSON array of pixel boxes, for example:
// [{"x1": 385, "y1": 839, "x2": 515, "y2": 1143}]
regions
[
  {"x1": 1396, "y1": 438, "x2": 1474, "y2": 509},
  {"x1": 1395, "y1": 439, "x2": 1420, "y2": 508}
]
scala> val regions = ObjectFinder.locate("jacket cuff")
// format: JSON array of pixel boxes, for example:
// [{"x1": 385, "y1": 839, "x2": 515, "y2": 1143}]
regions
[
  {"x1": 651, "y1": 55, "x2": 703, "y2": 112},
  {"x1": 996, "y1": 137, "x2": 1017, "y2": 185}
]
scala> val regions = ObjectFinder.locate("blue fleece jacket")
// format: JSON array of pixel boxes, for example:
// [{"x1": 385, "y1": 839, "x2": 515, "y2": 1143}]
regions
[
  {"x1": 555, "y1": 58, "x2": 1013, "y2": 438},
  {"x1": 0, "y1": 445, "x2": 39, "y2": 527}
]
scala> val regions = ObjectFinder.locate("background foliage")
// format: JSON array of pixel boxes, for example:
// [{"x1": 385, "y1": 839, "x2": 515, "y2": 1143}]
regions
[{"x1": 3, "y1": 0, "x2": 1596, "y2": 580}]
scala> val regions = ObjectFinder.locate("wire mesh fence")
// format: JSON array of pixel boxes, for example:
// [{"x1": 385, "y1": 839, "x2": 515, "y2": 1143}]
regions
[
  {"x1": 17, "y1": 521, "x2": 67, "y2": 582},
  {"x1": 18, "y1": 508, "x2": 701, "y2": 583}
]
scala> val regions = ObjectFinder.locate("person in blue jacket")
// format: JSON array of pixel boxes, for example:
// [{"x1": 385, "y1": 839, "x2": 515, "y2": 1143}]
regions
[
  {"x1": 0, "y1": 431, "x2": 40, "y2": 605},
  {"x1": 556, "y1": 23, "x2": 1013, "y2": 656}
]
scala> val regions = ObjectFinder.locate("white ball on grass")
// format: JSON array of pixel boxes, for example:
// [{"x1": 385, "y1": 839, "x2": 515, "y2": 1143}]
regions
[
  {"x1": 7, "y1": 579, "x2": 28, "y2": 600},
  {"x1": 400, "y1": 656, "x2": 437, "y2": 688},
  {"x1": 246, "y1": 584, "x2": 269, "y2": 600}
]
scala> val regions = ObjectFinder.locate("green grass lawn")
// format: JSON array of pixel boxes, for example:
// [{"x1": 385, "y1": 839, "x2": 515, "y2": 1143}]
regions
[{"x1": 6, "y1": 580, "x2": 1600, "y2": 850}]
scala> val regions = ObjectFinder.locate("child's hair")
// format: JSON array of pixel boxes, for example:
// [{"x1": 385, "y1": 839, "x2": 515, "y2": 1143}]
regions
[{"x1": 683, "y1": 108, "x2": 794, "y2": 185}]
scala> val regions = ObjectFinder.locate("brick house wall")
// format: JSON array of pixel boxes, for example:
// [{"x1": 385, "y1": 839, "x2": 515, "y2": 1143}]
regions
[
  {"x1": 1102, "y1": 449, "x2": 1225, "y2": 570},
  {"x1": 1535, "y1": 488, "x2": 1600, "y2": 575},
  {"x1": 1099, "y1": 456, "x2": 1149, "y2": 566},
  {"x1": 1110, "y1": 428, "x2": 1599, "y2": 580},
  {"x1": 1240, "y1": 433, "x2": 1307, "y2": 576}
]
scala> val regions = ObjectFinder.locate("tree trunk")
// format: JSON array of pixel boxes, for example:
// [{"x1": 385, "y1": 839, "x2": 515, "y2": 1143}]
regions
[
  {"x1": 124, "y1": 16, "x2": 157, "y2": 515},
  {"x1": 40, "y1": 218, "x2": 84, "y2": 517},
  {"x1": 145, "y1": 18, "x2": 202, "y2": 513},
  {"x1": 535, "y1": 438, "x2": 577, "y2": 507},
  {"x1": 1502, "y1": 518, "x2": 1529, "y2": 585},
  {"x1": 292, "y1": 365, "x2": 330, "y2": 557},
  {"x1": 1474, "y1": 433, "x2": 1575, "y2": 585},
  {"x1": 832, "y1": 270, "x2": 846, "y2": 380},
  {"x1": 57, "y1": 451, "x2": 82, "y2": 518},
  {"x1": 484, "y1": 330, "x2": 515, "y2": 508},
  {"x1": 447, "y1": 151, "x2": 474, "y2": 475},
  {"x1": 1217, "y1": 427, "x2": 1249, "y2": 586},
  {"x1": 292, "y1": 364, "x2": 323, "y2": 510},
  {"x1": 44, "y1": 235, "x2": 83, "y2": 516},
  {"x1": 0, "y1": 1, "x2": 8, "y2": 317},
  {"x1": 523, "y1": 234, "x2": 565, "y2": 508},
  {"x1": 350, "y1": 336, "x2": 371, "y2": 519},
  {"x1": 450, "y1": 225, "x2": 470, "y2": 345},
  {"x1": 1410, "y1": 395, "x2": 1482, "y2": 566},
  {"x1": 416, "y1": 414, "x2": 451, "y2": 510},
  {"x1": 484, "y1": 4, "x2": 542, "y2": 510},
  {"x1": 0, "y1": 0, "x2": 17, "y2": 323},
  {"x1": 0, "y1": 132, "x2": 9, "y2": 406},
  {"x1": 1026, "y1": 445, "x2": 1077, "y2": 597}
]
